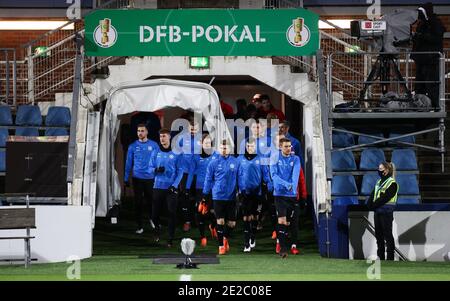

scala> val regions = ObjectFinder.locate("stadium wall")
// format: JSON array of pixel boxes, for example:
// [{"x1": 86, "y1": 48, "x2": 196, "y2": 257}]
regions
[
  {"x1": 0, "y1": 206, "x2": 92, "y2": 263},
  {"x1": 349, "y1": 207, "x2": 450, "y2": 262}
]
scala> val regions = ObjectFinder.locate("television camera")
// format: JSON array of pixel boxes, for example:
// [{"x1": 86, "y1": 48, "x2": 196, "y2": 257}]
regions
[{"x1": 349, "y1": 9, "x2": 418, "y2": 101}]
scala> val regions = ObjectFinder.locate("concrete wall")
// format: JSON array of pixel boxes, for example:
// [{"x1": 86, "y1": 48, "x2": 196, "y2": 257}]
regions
[
  {"x1": 0, "y1": 206, "x2": 92, "y2": 263},
  {"x1": 349, "y1": 211, "x2": 450, "y2": 262}
]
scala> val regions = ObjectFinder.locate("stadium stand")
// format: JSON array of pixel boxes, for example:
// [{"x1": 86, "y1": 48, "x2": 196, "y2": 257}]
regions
[
  {"x1": 396, "y1": 174, "x2": 420, "y2": 196},
  {"x1": 333, "y1": 196, "x2": 359, "y2": 206},
  {"x1": 391, "y1": 148, "x2": 418, "y2": 170},
  {"x1": 0, "y1": 107, "x2": 12, "y2": 173},
  {"x1": 15, "y1": 105, "x2": 42, "y2": 126},
  {"x1": 331, "y1": 175, "x2": 358, "y2": 196},
  {"x1": 332, "y1": 131, "x2": 355, "y2": 147},
  {"x1": 0, "y1": 129, "x2": 8, "y2": 172},
  {"x1": 358, "y1": 132, "x2": 384, "y2": 146},
  {"x1": 45, "y1": 106, "x2": 71, "y2": 136},
  {"x1": 360, "y1": 173, "x2": 380, "y2": 196},
  {"x1": 15, "y1": 127, "x2": 39, "y2": 136},
  {"x1": 0, "y1": 106, "x2": 13, "y2": 125},
  {"x1": 359, "y1": 148, "x2": 386, "y2": 170},
  {"x1": 331, "y1": 150, "x2": 356, "y2": 171},
  {"x1": 397, "y1": 197, "x2": 420, "y2": 205},
  {"x1": 388, "y1": 132, "x2": 416, "y2": 146}
]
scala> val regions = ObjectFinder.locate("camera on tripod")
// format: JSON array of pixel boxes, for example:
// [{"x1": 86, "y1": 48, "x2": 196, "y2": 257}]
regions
[
  {"x1": 350, "y1": 20, "x2": 387, "y2": 39},
  {"x1": 348, "y1": 9, "x2": 418, "y2": 104}
]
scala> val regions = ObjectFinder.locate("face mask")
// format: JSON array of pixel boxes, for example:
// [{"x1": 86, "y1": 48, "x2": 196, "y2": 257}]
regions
[{"x1": 378, "y1": 170, "x2": 385, "y2": 177}]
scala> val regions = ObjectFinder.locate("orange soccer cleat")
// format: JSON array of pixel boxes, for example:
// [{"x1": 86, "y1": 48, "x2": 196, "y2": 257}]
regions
[
  {"x1": 201, "y1": 237, "x2": 207, "y2": 247},
  {"x1": 290, "y1": 246, "x2": 300, "y2": 255},
  {"x1": 209, "y1": 224, "x2": 217, "y2": 239},
  {"x1": 198, "y1": 201, "x2": 209, "y2": 215},
  {"x1": 271, "y1": 230, "x2": 277, "y2": 240},
  {"x1": 198, "y1": 202, "x2": 204, "y2": 213},
  {"x1": 276, "y1": 242, "x2": 281, "y2": 254},
  {"x1": 223, "y1": 237, "x2": 230, "y2": 252},
  {"x1": 219, "y1": 246, "x2": 227, "y2": 255}
]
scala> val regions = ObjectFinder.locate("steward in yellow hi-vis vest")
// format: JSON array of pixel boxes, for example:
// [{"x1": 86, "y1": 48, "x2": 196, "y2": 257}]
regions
[{"x1": 367, "y1": 162, "x2": 398, "y2": 261}]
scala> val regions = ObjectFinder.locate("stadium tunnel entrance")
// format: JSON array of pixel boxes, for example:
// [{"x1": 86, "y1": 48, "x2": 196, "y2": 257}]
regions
[
  {"x1": 115, "y1": 75, "x2": 305, "y2": 200},
  {"x1": 85, "y1": 56, "x2": 326, "y2": 219}
]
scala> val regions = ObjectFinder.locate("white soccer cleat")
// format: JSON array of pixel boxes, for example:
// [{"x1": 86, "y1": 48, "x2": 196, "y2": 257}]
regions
[
  {"x1": 149, "y1": 219, "x2": 155, "y2": 229},
  {"x1": 135, "y1": 228, "x2": 144, "y2": 234},
  {"x1": 243, "y1": 246, "x2": 251, "y2": 252},
  {"x1": 250, "y1": 239, "x2": 256, "y2": 249}
]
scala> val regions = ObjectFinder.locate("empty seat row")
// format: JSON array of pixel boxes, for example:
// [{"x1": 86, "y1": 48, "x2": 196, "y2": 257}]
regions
[
  {"x1": 332, "y1": 148, "x2": 418, "y2": 171},
  {"x1": 333, "y1": 196, "x2": 419, "y2": 206},
  {"x1": 0, "y1": 105, "x2": 71, "y2": 172},
  {"x1": 0, "y1": 105, "x2": 70, "y2": 136},
  {"x1": 333, "y1": 131, "x2": 415, "y2": 148},
  {"x1": 331, "y1": 174, "x2": 420, "y2": 203}
]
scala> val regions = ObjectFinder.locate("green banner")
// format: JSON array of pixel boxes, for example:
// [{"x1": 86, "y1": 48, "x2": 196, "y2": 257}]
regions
[{"x1": 85, "y1": 9, "x2": 319, "y2": 57}]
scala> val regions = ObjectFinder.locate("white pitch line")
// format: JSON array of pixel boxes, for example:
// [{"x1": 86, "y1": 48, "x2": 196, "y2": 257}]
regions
[{"x1": 179, "y1": 274, "x2": 192, "y2": 281}]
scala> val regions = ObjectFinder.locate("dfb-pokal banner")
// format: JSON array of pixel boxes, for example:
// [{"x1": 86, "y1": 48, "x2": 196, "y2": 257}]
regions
[{"x1": 85, "y1": 9, "x2": 319, "y2": 57}]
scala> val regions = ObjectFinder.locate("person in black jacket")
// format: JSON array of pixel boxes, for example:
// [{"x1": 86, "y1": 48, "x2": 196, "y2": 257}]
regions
[
  {"x1": 367, "y1": 162, "x2": 399, "y2": 261},
  {"x1": 411, "y1": 2, "x2": 446, "y2": 109}
]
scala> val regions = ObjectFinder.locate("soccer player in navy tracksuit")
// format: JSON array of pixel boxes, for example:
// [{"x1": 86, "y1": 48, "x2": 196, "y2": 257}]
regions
[
  {"x1": 150, "y1": 128, "x2": 184, "y2": 247},
  {"x1": 186, "y1": 134, "x2": 218, "y2": 247},
  {"x1": 270, "y1": 137, "x2": 306, "y2": 258},
  {"x1": 124, "y1": 124, "x2": 159, "y2": 234},
  {"x1": 238, "y1": 119, "x2": 271, "y2": 158},
  {"x1": 238, "y1": 138, "x2": 273, "y2": 252},
  {"x1": 239, "y1": 120, "x2": 273, "y2": 231},
  {"x1": 177, "y1": 118, "x2": 203, "y2": 232},
  {"x1": 279, "y1": 120, "x2": 304, "y2": 169},
  {"x1": 203, "y1": 140, "x2": 240, "y2": 255}
]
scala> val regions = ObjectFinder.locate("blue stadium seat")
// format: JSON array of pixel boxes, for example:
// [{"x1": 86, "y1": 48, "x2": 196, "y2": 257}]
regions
[
  {"x1": 0, "y1": 106, "x2": 13, "y2": 125},
  {"x1": 396, "y1": 174, "x2": 419, "y2": 195},
  {"x1": 331, "y1": 175, "x2": 358, "y2": 196},
  {"x1": 397, "y1": 197, "x2": 420, "y2": 205},
  {"x1": 361, "y1": 173, "x2": 380, "y2": 196},
  {"x1": 0, "y1": 129, "x2": 9, "y2": 147},
  {"x1": 45, "y1": 106, "x2": 71, "y2": 127},
  {"x1": 359, "y1": 148, "x2": 386, "y2": 170},
  {"x1": 333, "y1": 196, "x2": 359, "y2": 206},
  {"x1": 15, "y1": 105, "x2": 42, "y2": 126},
  {"x1": 15, "y1": 127, "x2": 39, "y2": 136},
  {"x1": 388, "y1": 133, "x2": 415, "y2": 146},
  {"x1": 0, "y1": 150, "x2": 5, "y2": 172},
  {"x1": 391, "y1": 148, "x2": 418, "y2": 170},
  {"x1": 45, "y1": 128, "x2": 69, "y2": 136},
  {"x1": 332, "y1": 150, "x2": 356, "y2": 171},
  {"x1": 358, "y1": 133, "x2": 384, "y2": 146},
  {"x1": 332, "y1": 131, "x2": 355, "y2": 148}
]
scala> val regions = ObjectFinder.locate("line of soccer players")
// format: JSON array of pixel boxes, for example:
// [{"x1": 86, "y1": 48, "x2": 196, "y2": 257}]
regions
[{"x1": 124, "y1": 119, "x2": 306, "y2": 258}]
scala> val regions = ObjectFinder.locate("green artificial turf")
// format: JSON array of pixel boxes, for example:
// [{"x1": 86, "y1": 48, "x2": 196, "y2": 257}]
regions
[{"x1": 1, "y1": 200, "x2": 449, "y2": 281}]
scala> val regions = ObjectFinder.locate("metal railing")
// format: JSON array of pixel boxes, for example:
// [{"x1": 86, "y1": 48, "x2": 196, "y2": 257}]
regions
[
  {"x1": 328, "y1": 51, "x2": 446, "y2": 113},
  {"x1": 264, "y1": 0, "x2": 303, "y2": 9},
  {"x1": 317, "y1": 50, "x2": 332, "y2": 181},
  {"x1": 13, "y1": 0, "x2": 130, "y2": 104},
  {"x1": 0, "y1": 49, "x2": 18, "y2": 106},
  {"x1": 445, "y1": 49, "x2": 450, "y2": 102}
]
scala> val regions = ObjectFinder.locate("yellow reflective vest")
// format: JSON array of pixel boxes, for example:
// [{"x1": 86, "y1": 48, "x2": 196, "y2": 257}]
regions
[{"x1": 374, "y1": 176, "x2": 398, "y2": 204}]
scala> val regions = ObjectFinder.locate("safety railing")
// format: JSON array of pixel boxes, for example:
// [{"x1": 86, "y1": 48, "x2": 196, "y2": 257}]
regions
[
  {"x1": 266, "y1": 0, "x2": 371, "y2": 94},
  {"x1": 445, "y1": 49, "x2": 450, "y2": 103},
  {"x1": 264, "y1": 0, "x2": 303, "y2": 9},
  {"x1": 0, "y1": 49, "x2": 18, "y2": 106},
  {"x1": 6, "y1": 0, "x2": 130, "y2": 105},
  {"x1": 327, "y1": 51, "x2": 446, "y2": 113}
]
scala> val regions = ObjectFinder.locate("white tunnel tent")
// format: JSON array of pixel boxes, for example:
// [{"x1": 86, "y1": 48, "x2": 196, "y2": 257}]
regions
[{"x1": 96, "y1": 78, "x2": 233, "y2": 217}]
